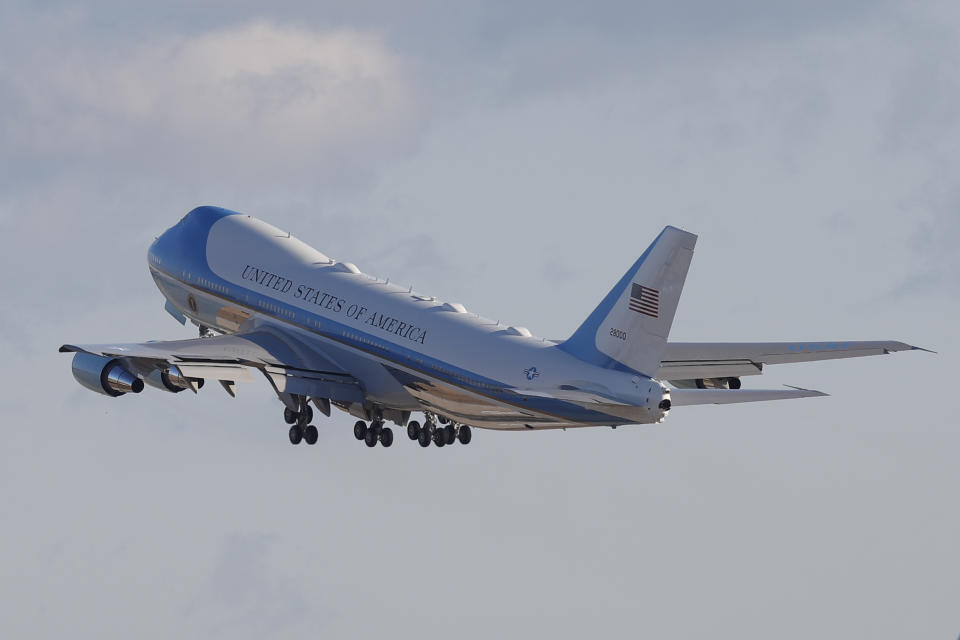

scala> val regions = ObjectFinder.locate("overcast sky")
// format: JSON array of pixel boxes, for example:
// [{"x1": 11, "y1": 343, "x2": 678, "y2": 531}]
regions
[{"x1": 1, "y1": 2, "x2": 957, "y2": 638}]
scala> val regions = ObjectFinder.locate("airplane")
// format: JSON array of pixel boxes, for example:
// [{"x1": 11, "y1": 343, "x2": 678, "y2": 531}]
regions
[{"x1": 59, "y1": 206, "x2": 928, "y2": 448}]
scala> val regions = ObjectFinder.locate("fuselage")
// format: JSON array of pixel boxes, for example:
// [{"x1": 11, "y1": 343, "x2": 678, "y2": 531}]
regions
[{"x1": 147, "y1": 207, "x2": 670, "y2": 430}]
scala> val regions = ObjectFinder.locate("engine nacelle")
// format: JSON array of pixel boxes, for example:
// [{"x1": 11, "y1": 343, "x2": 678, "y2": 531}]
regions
[
  {"x1": 670, "y1": 377, "x2": 742, "y2": 390},
  {"x1": 694, "y1": 377, "x2": 741, "y2": 389},
  {"x1": 143, "y1": 365, "x2": 205, "y2": 393},
  {"x1": 71, "y1": 352, "x2": 144, "y2": 397}
]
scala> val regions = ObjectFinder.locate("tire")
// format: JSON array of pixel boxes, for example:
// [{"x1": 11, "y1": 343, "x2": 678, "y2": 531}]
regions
[
  {"x1": 433, "y1": 430, "x2": 446, "y2": 447},
  {"x1": 407, "y1": 421, "x2": 420, "y2": 440},
  {"x1": 304, "y1": 425, "x2": 318, "y2": 445},
  {"x1": 380, "y1": 427, "x2": 394, "y2": 447},
  {"x1": 444, "y1": 424, "x2": 456, "y2": 445},
  {"x1": 288, "y1": 425, "x2": 303, "y2": 445},
  {"x1": 457, "y1": 425, "x2": 472, "y2": 445},
  {"x1": 418, "y1": 430, "x2": 431, "y2": 447},
  {"x1": 283, "y1": 407, "x2": 298, "y2": 425},
  {"x1": 364, "y1": 430, "x2": 378, "y2": 447},
  {"x1": 354, "y1": 421, "x2": 367, "y2": 440}
]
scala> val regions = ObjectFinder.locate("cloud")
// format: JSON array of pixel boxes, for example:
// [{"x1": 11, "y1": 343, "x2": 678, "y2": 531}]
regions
[
  {"x1": 183, "y1": 533, "x2": 324, "y2": 637},
  {"x1": 0, "y1": 20, "x2": 423, "y2": 190}
]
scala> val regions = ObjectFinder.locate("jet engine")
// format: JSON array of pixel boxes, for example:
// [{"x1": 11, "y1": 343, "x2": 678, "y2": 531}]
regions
[
  {"x1": 669, "y1": 377, "x2": 742, "y2": 390},
  {"x1": 143, "y1": 365, "x2": 204, "y2": 393},
  {"x1": 71, "y1": 352, "x2": 144, "y2": 396}
]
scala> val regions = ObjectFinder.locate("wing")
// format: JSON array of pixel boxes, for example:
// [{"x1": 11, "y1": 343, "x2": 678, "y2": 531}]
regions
[
  {"x1": 60, "y1": 327, "x2": 365, "y2": 404},
  {"x1": 657, "y1": 340, "x2": 929, "y2": 381}
]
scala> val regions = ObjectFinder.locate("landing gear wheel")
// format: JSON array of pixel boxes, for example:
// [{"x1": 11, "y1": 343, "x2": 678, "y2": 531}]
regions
[
  {"x1": 433, "y1": 430, "x2": 446, "y2": 447},
  {"x1": 354, "y1": 421, "x2": 367, "y2": 440},
  {"x1": 407, "y1": 421, "x2": 421, "y2": 440},
  {"x1": 283, "y1": 407, "x2": 298, "y2": 425},
  {"x1": 364, "y1": 430, "x2": 378, "y2": 447},
  {"x1": 304, "y1": 425, "x2": 318, "y2": 445},
  {"x1": 457, "y1": 425, "x2": 472, "y2": 445},
  {"x1": 438, "y1": 415, "x2": 450, "y2": 424},
  {"x1": 380, "y1": 427, "x2": 394, "y2": 447},
  {"x1": 444, "y1": 424, "x2": 456, "y2": 445},
  {"x1": 289, "y1": 425, "x2": 303, "y2": 445},
  {"x1": 418, "y1": 429, "x2": 431, "y2": 447}
]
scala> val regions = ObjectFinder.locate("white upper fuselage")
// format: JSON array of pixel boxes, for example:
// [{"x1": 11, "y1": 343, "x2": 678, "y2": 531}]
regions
[{"x1": 146, "y1": 207, "x2": 669, "y2": 429}]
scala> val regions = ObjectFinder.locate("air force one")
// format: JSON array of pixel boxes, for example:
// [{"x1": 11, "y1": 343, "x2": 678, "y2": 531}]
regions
[{"x1": 60, "y1": 206, "x2": 927, "y2": 448}]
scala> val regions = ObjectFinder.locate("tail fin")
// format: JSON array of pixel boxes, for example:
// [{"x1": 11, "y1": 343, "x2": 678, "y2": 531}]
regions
[{"x1": 559, "y1": 226, "x2": 697, "y2": 377}]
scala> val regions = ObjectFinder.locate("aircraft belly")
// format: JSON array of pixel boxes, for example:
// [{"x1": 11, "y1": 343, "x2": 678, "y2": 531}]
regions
[{"x1": 380, "y1": 366, "x2": 601, "y2": 430}]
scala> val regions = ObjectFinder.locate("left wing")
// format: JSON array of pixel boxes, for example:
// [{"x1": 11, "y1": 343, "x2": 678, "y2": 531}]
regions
[{"x1": 60, "y1": 328, "x2": 365, "y2": 404}]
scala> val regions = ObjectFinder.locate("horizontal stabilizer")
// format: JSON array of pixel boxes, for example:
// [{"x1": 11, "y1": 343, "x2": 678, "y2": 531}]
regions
[
  {"x1": 670, "y1": 386, "x2": 828, "y2": 406},
  {"x1": 658, "y1": 340, "x2": 928, "y2": 380}
]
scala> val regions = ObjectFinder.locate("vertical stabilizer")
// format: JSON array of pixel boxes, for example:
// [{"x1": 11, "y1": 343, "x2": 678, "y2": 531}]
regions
[{"x1": 559, "y1": 226, "x2": 697, "y2": 377}]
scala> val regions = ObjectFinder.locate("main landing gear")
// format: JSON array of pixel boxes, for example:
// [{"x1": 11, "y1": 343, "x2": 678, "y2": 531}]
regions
[
  {"x1": 285, "y1": 398, "x2": 318, "y2": 445},
  {"x1": 353, "y1": 420, "x2": 394, "y2": 448},
  {"x1": 406, "y1": 415, "x2": 472, "y2": 448}
]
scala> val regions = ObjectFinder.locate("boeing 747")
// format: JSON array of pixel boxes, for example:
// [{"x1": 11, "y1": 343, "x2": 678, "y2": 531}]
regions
[{"x1": 60, "y1": 206, "x2": 927, "y2": 448}]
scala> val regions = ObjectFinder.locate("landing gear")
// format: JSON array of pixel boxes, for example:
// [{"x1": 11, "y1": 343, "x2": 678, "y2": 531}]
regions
[
  {"x1": 380, "y1": 427, "x2": 394, "y2": 448},
  {"x1": 418, "y1": 429, "x2": 431, "y2": 447},
  {"x1": 414, "y1": 412, "x2": 474, "y2": 448},
  {"x1": 284, "y1": 397, "x2": 317, "y2": 445},
  {"x1": 289, "y1": 425, "x2": 303, "y2": 445},
  {"x1": 354, "y1": 420, "x2": 367, "y2": 440},
  {"x1": 350, "y1": 412, "x2": 474, "y2": 449},
  {"x1": 354, "y1": 420, "x2": 393, "y2": 447},
  {"x1": 297, "y1": 405, "x2": 313, "y2": 427},
  {"x1": 407, "y1": 421, "x2": 421, "y2": 440}
]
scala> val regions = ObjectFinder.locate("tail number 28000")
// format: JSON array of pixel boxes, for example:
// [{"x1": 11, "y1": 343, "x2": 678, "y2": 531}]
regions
[{"x1": 609, "y1": 328, "x2": 628, "y2": 341}]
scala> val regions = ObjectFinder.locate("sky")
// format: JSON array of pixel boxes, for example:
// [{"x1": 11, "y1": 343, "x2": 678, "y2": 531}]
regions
[{"x1": 1, "y1": 1, "x2": 957, "y2": 638}]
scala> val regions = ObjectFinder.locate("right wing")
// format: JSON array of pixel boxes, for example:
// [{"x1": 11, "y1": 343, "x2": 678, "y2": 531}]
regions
[{"x1": 657, "y1": 340, "x2": 929, "y2": 381}]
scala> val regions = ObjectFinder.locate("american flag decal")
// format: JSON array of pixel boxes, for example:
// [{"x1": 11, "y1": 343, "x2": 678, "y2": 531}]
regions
[{"x1": 629, "y1": 283, "x2": 659, "y2": 318}]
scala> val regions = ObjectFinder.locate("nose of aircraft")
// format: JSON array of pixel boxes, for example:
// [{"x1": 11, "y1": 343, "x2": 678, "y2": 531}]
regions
[{"x1": 148, "y1": 206, "x2": 240, "y2": 272}]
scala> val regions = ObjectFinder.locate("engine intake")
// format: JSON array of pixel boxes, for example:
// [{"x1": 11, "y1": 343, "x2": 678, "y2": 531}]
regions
[{"x1": 71, "y1": 352, "x2": 144, "y2": 396}]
